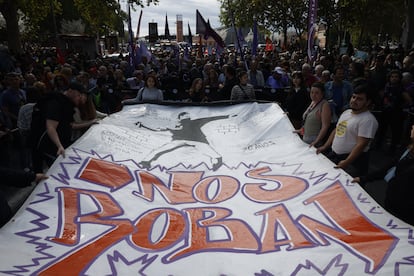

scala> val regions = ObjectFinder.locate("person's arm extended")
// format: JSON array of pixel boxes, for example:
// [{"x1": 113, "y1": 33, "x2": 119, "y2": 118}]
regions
[
  {"x1": 46, "y1": 119, "x2": 65, "y2": 157},
  {"x1": 316, "y1": 127, "x2": 336, "y2": 154},
  {"x1": 0, "y1": 167, "x2": 48, "y2": 187},
  {"x1": 310, "y1": 102, "x2": 332, "y2": 147},
  {"x1": 335, "y1": 136, "x2": 371, "y2": 169},
  {"x1": 71, "y1": 119, "x2": 99, "y2": 130},
  {"x1": 122, "y1": 88, "x2": 144, "y2": 105},
  {"x1": 135, "y1": 121, "x2": 168, "y2": 131}
]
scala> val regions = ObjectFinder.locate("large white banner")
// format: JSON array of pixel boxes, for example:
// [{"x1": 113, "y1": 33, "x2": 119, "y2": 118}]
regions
[{"x1": 0, "y1": 102, "x2": 413, "y2": 275}]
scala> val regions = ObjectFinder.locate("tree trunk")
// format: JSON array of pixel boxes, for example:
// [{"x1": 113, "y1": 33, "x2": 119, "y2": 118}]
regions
[
  {"x1": 405, "y1": 0, "x2": 414, "y2": 49},
  {"x1": 0, "y1": 0, "x2": 22, "y2": 54},
  {"x1": 357, "y1": 1, "x2": 370, "y2": 48},
  {"x1": 282, "y1": 19, "x2": 288, "y2": 50}
]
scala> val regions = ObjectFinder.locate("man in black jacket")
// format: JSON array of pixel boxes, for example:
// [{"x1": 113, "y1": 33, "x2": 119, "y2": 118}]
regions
[{"x1": 31, "y1": 82, "x2": 86, "y2": 173}]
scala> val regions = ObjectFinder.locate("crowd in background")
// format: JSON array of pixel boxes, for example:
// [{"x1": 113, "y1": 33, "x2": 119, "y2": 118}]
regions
[
  {"x1": 0, "y1": 42, "x2": 414, "y2": 168},
  {"x1": 1, "y1": 41, "x2": 414, "y2": 225}
]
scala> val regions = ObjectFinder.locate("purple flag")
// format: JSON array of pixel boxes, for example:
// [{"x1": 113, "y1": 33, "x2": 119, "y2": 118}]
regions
[
  {"x1": 238, "y1": 27, "x2": 246, "y2": 45},
  {"x1": 183, "y1": 45, "x2": 190, "y2": 62},
  {"x1": 135, "y1": 41, "x2": 152, "y2": 65},
  {"x1": 140, "y1": 41, "x2": 152, "y2": 61},
  {"x1": 127, "y1": 2, "x2": 135, "y2": 68},
  {"x1": 307, "y1": 0, "x2": 318, "y2": 63}
]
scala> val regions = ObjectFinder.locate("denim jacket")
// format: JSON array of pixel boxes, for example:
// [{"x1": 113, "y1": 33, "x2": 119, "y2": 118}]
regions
[{"x1": 324, "y1": 80, "x2": 353, "y2": 122}]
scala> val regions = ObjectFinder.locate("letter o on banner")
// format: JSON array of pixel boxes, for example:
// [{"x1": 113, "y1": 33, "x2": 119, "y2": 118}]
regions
[
  {"x1": 194, "y1": 176, "x2": 240, "y2": 204},
  {"x1": 131, "y1": 208, "x2": 186, "y2": 250}
]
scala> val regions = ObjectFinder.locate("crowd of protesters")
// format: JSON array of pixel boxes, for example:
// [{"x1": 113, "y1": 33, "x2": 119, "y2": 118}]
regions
[
  {"x1": 0, "y1": 42, "x2": 414, "y2": 164},
  {"x1": 1, "y1": 41, "x2": 414, "y2": 224}
]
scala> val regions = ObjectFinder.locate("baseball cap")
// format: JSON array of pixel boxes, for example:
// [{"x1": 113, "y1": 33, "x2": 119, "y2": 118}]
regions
[{"x1": 273, "y1": 67, "x2": 284, "y2": 74}]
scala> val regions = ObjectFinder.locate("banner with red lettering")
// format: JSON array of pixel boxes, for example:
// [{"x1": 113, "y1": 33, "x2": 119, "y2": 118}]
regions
[{"x1": 1, "y1": 102, "x2": 413, "y2": 275}]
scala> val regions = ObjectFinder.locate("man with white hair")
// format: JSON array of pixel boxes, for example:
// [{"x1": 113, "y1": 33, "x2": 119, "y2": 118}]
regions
[
  {"x1": 302, "y1": 63, "x2": 318, "y2": 88},
  {"x1": 314, "y1": 64, "x2": 325, "y2": 80}
]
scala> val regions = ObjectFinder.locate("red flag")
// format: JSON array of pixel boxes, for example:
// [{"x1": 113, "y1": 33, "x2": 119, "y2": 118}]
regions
[
  {"x1": 56, "y1": 48, "x2": 65, "y2": 65},
  {"x1": 265, "y1": 37, "x2": 273, "y2": 52}
]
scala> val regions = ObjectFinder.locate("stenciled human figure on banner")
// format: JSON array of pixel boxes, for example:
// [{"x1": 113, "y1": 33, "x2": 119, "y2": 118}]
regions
[{"x1": 136, "y1": 112, "x2": 237, "y2": 170}]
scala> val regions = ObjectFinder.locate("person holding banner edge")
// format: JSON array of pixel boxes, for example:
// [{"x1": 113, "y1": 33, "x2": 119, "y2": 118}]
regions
[
  {"x1": 316, "y1": 84, "x2": 378, "y2": 176},
  {"x1": 30, "y1": 82, "x2": 88, "y2": 173},
  {"x1": 352, "y1": 124, "x2": 414, "y2": 226}
]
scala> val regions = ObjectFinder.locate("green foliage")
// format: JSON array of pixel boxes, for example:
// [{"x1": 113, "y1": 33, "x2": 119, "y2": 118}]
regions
[
  {"x1": 219, "y1": 0, "x2": 407, "y2": 47},
  {"x1": 0, "y1": 0, "x2": 158, "y2": 52}
]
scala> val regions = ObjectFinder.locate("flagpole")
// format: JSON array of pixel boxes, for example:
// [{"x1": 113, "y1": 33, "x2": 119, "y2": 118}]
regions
[
  {"x1": 136, "y1": 10, "x2": 143, "y2": 40},
  {"x1": 227, "y1": 0, "x2": 248, "y2": 71},
  {"x1": 198, "y1": 34, "x2": 202, "y2": 58},
  {"x1": 307, "y1": 0, "x2": 318, "y2": 64},
  {"x1": 127, "y1": 0, "x2": 135, "y2": 69}
]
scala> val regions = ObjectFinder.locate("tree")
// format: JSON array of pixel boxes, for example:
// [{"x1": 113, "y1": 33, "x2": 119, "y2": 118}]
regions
[
  {"x1": 218, "y1": 0, "x2": 408, "y2": 50},
  {"x1": 334, "y1": 0, "x2": 405, "y2": 47},
  {"x1": 402, "y1": 0, "x2": 414, "y2": 49},
  {"x1": 0, "y1": 0, "x2": 158, "y2": 53},
  {"x1": 219, "y1": 0, "x2": 308, "y2": 47}
]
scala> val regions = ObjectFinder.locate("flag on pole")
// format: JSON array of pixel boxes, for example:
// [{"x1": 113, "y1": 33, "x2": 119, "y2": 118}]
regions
[
  {"x1": 265, "y1": 37, "x2": 273, "y2": 52},
  {"x1": 135, "y1": 10, "x2": 143, "y2": 39},
  {"x1": 196, "y1": 9, "x2": 225, "y2": 48},
  {"x1": 196, "y1": 9, "x2": 209, "y2": 35},
  {"x1": 56, "y1": 48, "x2": 65, "y2": 65},
  {"x1": 252, "y1": 20, "x2": 258, "y2": 56},
  {"x1": 236, "y1": 28, "x2": 247, "y2": 54},
  {"x1": 238, "y1": 28, "x2": 246, "y2": 46},
  {"x1": 206, "y1": 21, "x2": 225, "y2": 48},
  {"x1": 187, "y1": 22, "x2": 193, "y2": 46},
  {"x1": 127, "y1": 2, "x2": 135, "y2": 68},
  {"x1": 165, "y1": 13, "x2": 171, "y2": 40},
  {"x1": 307, "y1": 0, "x2": 318, "y2": 63}
]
